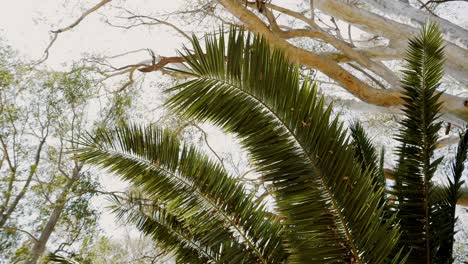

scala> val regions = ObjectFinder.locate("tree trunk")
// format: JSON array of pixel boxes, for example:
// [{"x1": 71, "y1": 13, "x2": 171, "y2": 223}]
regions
[
  {"x1": 25, "y1": 166, "x2": 81, "y2": 264},
  {"x1": 362, "y1": 0, "x2": 468, "y2": 49},
  {"x1": 0, "y1": 137, "x2": 47, "y2": 228}
]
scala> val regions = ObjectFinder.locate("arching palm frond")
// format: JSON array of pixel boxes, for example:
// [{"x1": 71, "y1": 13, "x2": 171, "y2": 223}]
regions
[
  {"x1": 165, "y1": 28, "x2": 401, "y2": 263},
  {"x1": 77, "y1": 125, "x2": 286, "y2": 263}
]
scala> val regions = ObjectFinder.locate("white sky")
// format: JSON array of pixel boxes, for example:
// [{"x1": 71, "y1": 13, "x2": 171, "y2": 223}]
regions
[{"x1": 0, "y1": 0, "x2": 186, "y2": 68}]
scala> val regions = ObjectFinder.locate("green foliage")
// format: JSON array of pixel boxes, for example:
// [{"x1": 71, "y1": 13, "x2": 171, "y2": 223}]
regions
[
  {"x1": 78, "y1": 124, "x2": 286, "y2": 263},
  {"x1": 78, "y1": 28, "x2": 402, "y2": 263},
  {"x1": 77, "y1": 23, "x2": 466, "y2": 264},
  {"x1": 430, "y1": 127, "x2": 468, "y2": 263},
  {"x1": 166, "y1": 27, "x2": 402, "y2": 263},
  {"x1": 349, "y1": 121, "x2": 386, "y2": 188},
  {"x1": 0, "y1": 43, "x2": 120, "y2": 261},
  {"x1": 390, "y1": 23, "x2": 465, "y2": 263},
  {"x1": 0, "y1": 69, "x2": 13, "y2": 87}
]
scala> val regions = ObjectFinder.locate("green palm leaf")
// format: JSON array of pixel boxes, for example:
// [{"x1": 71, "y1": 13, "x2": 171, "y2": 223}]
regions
[
  {"x1": 349, "y1": 121, "x2": 386, "y2": 188},
  {"x1": 45, "y1": 253, "x2": 80, "y2": 264},
  {"x1": 392, "y1": 22, "x2": 447, "y2": 262},
  {"x1": 109, "y1": 193, "x2": 224, "y2": 263},
  {"x1": 432, "y1": 128, "x2": 468, "y2": 262},
  {"x1": 77, "y1": 125, "x2": 286, "y2": 263},
  {"x1": 165, "y1": 27, "x2": 401, "y2": 263}
]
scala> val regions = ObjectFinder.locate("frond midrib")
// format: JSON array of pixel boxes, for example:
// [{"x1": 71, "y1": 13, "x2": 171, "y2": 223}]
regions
[
  {"x1": 192, "y1": 74, "x2": 360, "y2": 260},
  {"x1": 420, "y1": 43, "x2": 432, "y2": 262},
  {"x1": 120, "y1": 202, "x2": 218, "y2": 262}
]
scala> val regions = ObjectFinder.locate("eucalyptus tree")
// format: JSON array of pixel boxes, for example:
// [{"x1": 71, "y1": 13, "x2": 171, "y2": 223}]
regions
[
  {"x1": 77, "y1": 23, "x2": 468, "y2": 263},
  {"x1": 0, "y1": 62, "x2": 55, "y2": 239},
  {"x1": 0, "y1": 47, "x2": 131, "y2": 262},
  {"x1": 22, "y1": 67, "x2": 100, "y2": 264}
]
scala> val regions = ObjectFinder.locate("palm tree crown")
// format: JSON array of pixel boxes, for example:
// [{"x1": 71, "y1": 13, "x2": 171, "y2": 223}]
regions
[{"x1": 77, "y1": 23, "x2": 467, "y2": 263}]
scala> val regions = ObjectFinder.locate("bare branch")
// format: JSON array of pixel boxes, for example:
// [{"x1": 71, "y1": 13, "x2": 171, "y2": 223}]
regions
[
  {"x1": 310, "y1": 0, "x2": 315, "y2": 20},
  {"x1": 124, "y1": 15, "x2": 192, "y2": 41},
  {"x1": 106, "y1": 48, "x2": 150, "y2": 59},
  {"x1": 436, "y1": 135, "x2": 461, "y2": 149},
  {"x1": 347, "y1": 24, "x2": 355, "y2": 47},
  {"x1": 346, "y1": 63, "x2": 387, "y2": 90},
  {"x1": 191, "y1": 123, "x2": 226, "y2": 170},
  {"x1": 35, "y1": 0, "x2": 112, "y2": 65},
  {"x1": 109, "y1": 7, "x2": 192, "y2": 42},
  {"x1": 174, "y1": 122, "x2": 227, "y2": 170},
  {"x1": 0, "y1": 226, "x2": 38, "y2": 242},
  {"x1": 255, "y1": 3, "x2": 402, "y2": 88},
  {"x1": 115, "y1": 66, "x2": 138, "y2": 92},
  {"x1": 53, "y1": 0, "x2": 112, "y2": 33},
  {"x1": 138, "y1": 56, "x2": 185, "y2": 72},
  {"x1": 315, "y1": 0, "x2": 468, "y2": 85},
  {"x1": 419, "y1": 0, "x2": 468, "y2": 12},
  {"x1": 34, "y1": 33, "x2": 58, "y2": 66}
]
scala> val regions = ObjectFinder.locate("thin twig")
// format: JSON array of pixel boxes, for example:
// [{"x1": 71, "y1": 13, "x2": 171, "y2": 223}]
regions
[
  {"x1": 0, "y1": 226, "x2": 38, "y2": 242},
  {"x1": 35, "y1": 0, "x2": 112, "y2": 65}
]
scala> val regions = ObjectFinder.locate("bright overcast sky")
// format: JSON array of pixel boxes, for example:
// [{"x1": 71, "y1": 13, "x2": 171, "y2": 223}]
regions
[{"x1": 0, "y1": 0, "x2": 187, "y2": 68}]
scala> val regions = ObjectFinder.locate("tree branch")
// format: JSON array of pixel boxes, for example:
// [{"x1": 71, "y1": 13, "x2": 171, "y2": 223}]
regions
[
  {"x1": 108, "y1": 7, "x2": 192, "y2": 42},
  {"x1": 35, "y1": 0, "x2": 112, "y2": 65},
  {"x1": 314, "y1": 0, "x2": 468, "y2": 86},
  {"x1": 138, "y1": 56, "x2": 185, "y2": 72},
  {"x1": 0, "y1": 226, "x2": 38, "y2": 242},
  {"x1": 218, "y1": 0, "x2": 468, "y2": 122},
  {"x1": 249, "y1": 2, "x2": 404, "y2": 89}
]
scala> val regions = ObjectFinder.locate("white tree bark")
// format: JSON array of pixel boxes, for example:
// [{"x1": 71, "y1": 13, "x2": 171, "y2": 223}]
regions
[
  {"x1": 314, "y1": 0, "x2": 468, "y2": 85},
  {"x1": 215, "y1": 0, "x2": 468, "y2": 123},
  {"x1": 361, "y1": 0, "x2": 468, "y2": 49}
]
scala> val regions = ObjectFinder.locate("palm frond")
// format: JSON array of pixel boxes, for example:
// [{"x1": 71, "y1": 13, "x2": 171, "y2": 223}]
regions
[
  {"x1": 45, "y1": 253, "x2": 79, "y2": 264},
  {"x1": 349, "y1": 120, "x2": 385, "y2": 188},
  {"x1": 392, "y1": 22, "x2": 446, "y2": 262},
  {"x1": 165, "y1": 27, "x2": 401, "y2": 263},
  {"x1": 77, "y1": 124, "x2": 286, "y2": 263},
  {"x1": 109, "y1": 193, "x2": 222, "y2": 263},
  {"x1": 433, "y1": 128, "x2": 468, "y2": 262}
]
